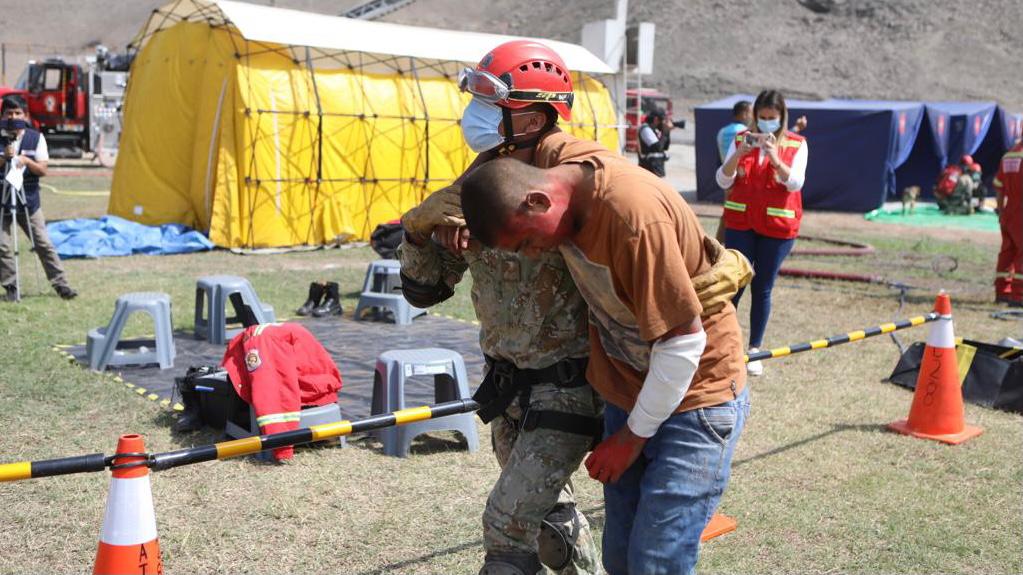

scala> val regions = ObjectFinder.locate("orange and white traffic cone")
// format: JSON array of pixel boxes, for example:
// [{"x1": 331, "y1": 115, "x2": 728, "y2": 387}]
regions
[
  {"x1": 94, "y1": 434, "x2": 163, "y2": 575},
  {"x1": 701, "y1": 512, "x2": 738, "y2": 542},
  {"x1": 887, "y1": 292, "x2": 984, "y2": 445}
]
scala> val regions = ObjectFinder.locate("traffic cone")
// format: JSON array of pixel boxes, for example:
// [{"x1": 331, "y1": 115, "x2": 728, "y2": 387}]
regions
[
  {"x1": 94, "y1": 434, "x2": 164, "y2": 575},
  {"x1": 887, "y1": 292, "x2": 984, "y2": 445},
  {"x1": 701, "y1": 512, "x2": 737, "y2": 542}
]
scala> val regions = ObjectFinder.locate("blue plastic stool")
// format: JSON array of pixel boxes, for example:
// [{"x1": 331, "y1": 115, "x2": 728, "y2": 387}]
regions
[
  {"x1": 354, "y1": 260, "x2": 425, "y2": 325},
  {"x1": 87, "y1": 292, "x2": 176, "y2": 371},
  {"x1": 371, "y1": 348, "x2": 479, "y2": 457},
  {"x1": 194, "y1": 275, "x2": 275, "y2": 344}
]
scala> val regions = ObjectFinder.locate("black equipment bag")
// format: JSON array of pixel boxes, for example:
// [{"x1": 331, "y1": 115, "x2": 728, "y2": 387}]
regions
[
  {"x1": 888, "y1": 339, "x2": 1023, "y2": 414},
  {"x1": 370, "y1": 220, "x2": 404, "y2": 259}
]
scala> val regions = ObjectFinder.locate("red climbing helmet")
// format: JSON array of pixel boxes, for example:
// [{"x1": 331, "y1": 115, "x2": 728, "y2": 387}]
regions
[
  {"x1": 960, "y1": 154, "x2": 974, "y2": 166},
  {"x1": 459, "y1": 40, "x2": 574, "y2": 121}
]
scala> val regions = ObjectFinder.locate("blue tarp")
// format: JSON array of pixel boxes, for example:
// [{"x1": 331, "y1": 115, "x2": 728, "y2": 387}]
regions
[
  {"x1": 696, "y1": 95, "x2": 925, "y2": 212},
  {"x1": 47, "y1": 215, "x2": 214, "y2": 258}
]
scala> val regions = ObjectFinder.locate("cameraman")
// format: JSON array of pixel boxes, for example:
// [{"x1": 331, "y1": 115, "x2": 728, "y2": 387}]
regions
[
  {"x1": 1, "y1": 96, "x2": 77, "y2": 301},
  {"x1": 638, "y1": 108, "x2": 672, "y2": 177}
]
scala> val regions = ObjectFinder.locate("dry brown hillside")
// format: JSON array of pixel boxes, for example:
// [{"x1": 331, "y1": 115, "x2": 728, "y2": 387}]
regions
[{"x1": 2, "y1": 0, "x2": 1019, "y2": 116}]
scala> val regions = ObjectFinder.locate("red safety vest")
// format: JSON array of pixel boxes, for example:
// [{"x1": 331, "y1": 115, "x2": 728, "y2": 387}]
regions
[{"x1": 723, "y1": 130, "x2": 806, "y2": 239}]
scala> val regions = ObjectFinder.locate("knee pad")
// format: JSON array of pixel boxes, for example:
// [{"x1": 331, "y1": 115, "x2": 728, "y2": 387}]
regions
[
  {"x1": 538, "y1": 503, "x2": 580, "y2": 571},
  {"x1": 479, "y1": 551, "x2": 543, "y2": 575}
]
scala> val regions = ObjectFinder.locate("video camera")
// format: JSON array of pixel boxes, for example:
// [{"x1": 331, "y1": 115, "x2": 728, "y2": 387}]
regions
[
  {"x1": 671, "y1": 119, "x2": 687, "y2": 130},
  {"x1": 0, "y1": 118, "x2": 28, "y2": 148}
]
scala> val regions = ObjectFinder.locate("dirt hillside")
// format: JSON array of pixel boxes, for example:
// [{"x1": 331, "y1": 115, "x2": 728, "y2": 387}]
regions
[{"x1": 3, "y1": 0, "x2": 1020, "y2": 117}]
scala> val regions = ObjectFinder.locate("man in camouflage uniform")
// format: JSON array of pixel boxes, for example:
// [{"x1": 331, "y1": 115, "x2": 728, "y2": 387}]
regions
[{"x1": 398, "y1": 41, "x2": 607, "y2": 575}]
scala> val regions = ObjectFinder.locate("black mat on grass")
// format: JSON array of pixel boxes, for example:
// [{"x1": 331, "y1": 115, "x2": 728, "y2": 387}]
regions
[{"x1": 59, "y1": 314, "x2": 485, "y2": 420}]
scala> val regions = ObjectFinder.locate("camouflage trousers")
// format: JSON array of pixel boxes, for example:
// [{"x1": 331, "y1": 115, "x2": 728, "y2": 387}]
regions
[{"x1": 484, "y1": 382, "x2": 605, "y2": 575}]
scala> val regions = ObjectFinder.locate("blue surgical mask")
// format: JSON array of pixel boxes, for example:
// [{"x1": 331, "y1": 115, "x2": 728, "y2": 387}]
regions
[
  {"x1": 461, "y1": 98, "x2": 505, "y2": 153},
  {"x1": 757, "y1": 118, "x2": 781, "y2": 134}
]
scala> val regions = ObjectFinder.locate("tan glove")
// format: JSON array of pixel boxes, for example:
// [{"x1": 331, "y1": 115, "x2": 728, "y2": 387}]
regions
[
  {"x1": 401, "y1": 185, "x2": 465, "y2": 244},
  {"x1": 692, "y1": 236, "x2": 754, "y2": 318}
]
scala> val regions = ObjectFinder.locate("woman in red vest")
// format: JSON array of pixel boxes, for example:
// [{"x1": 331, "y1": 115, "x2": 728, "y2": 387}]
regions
[{"x1": 716, "y1": 90, "x2": 808, "y2": 376}]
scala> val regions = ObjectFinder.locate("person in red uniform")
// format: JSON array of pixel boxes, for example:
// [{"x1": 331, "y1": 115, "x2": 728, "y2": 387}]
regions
[
  {"x1": 716, "y1": 89, "x2": 808, "y2": 376},
  {"x1": 993, "y1": 142, "x2": 1023, "y2": 306},
  {"x1": 222, "y1": 322, "x2": 343, "y2": 460}
]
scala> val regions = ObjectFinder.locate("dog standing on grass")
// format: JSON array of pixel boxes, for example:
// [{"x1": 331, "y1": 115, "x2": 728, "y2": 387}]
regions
[{"x1": 902, "y1": 185, "x2": 920, "y2": 215}]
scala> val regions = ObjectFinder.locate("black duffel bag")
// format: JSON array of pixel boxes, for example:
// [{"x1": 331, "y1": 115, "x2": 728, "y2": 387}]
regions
[{"x1": 888, "y1": 339, "x2": 1023, "y2": 414}]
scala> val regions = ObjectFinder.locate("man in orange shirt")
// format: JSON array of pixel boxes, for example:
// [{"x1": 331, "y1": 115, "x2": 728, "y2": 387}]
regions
[{"x1": 460, "y1": 156, "x2": 750, "y2": 575}]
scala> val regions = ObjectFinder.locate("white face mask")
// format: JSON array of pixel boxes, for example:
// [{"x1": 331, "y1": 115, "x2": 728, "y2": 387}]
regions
[{"x1": 461, "y1": 98, "x2": 505, "y2": 153}]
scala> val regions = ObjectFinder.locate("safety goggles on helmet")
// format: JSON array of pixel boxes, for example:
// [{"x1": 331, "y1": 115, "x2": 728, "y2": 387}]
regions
[{"x1": 458, "y1": 66, "x2": 574, "y2": 107}]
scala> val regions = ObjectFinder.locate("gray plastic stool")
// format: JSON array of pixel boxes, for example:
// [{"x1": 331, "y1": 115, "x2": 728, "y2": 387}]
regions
[
  {"x1": 354, "y1": 260, "x2": 425, "y2": 325},
  {"x1": 225, "y1": 401, "x2": 347, "y2": 449},
  {"x1": 194, "y1": 275, "x2": 276, "y2": 344},
  {"x1": 87, "y1": 292, "x2": 176, "y2": 371},
  {"x1": 371, "y1": 348, "x2": 479, "y2": 457}
]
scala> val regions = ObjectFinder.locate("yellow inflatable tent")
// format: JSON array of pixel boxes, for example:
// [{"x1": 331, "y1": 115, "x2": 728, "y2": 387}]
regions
[{"x1": 110, "y1": 0, "x2": 620, "y2": 248}]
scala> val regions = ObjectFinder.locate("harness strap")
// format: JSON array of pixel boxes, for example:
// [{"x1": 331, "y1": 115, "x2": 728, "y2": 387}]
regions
[{"x1": 521, "y1": 409, "x2": 603, "y2": 438}]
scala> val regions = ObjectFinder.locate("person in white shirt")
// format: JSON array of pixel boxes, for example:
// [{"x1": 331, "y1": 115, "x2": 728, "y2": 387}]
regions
[{"x1": 715, "y1": 90, "x2": 808, "y2": 376}]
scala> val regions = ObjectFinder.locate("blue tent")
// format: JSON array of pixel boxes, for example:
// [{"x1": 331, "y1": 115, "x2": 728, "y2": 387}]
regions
[
  {"x1": 696, "y1": 95, "x2": 925, "y2": 212},
  {"x1": 1001, "y1": 111, "x2": 1023, "y2": 149},
  {"x1": 897, "y1": 102, "x2": 1005, "y2": 196}
]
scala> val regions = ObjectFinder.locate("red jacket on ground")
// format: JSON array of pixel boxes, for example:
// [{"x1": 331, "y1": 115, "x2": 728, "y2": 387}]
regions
[{"x1": 222, "y1": 323, "x2": 342, "y2": 460}]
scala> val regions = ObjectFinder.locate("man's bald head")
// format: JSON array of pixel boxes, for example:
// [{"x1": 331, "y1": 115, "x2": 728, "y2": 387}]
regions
[
  {"x1": 460, "y1": 157, "x2": 579, "y2": 256},
  {"x1": 460, "y1": 157, "x2": 548, "y2": 247}
]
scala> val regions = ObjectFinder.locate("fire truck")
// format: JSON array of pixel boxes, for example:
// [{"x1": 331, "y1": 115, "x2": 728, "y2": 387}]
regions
[
  {"x1": 0, "y1": 48, "x2": 128, "y2": 160},
  {"x1": 625, "y1": 88, "x2": 679, "y2": 152}
]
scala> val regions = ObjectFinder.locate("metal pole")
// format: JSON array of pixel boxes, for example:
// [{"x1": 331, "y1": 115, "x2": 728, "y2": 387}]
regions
[
  {"x1": 0, "y1": 313, "x2": 942, "y2": 483},
  {"x1": 1, "y1": 43, "x2": 6, "y2": 86}
]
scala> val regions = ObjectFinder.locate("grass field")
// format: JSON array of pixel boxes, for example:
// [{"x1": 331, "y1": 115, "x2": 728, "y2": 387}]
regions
[{"x1": 0, "y1": 168, "x2": 1020, "y2": 574}]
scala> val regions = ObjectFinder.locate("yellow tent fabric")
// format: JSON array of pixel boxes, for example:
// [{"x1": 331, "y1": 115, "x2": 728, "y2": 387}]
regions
[{"x1": 111, "y1": 21, "x2": 620, "y2": 248}]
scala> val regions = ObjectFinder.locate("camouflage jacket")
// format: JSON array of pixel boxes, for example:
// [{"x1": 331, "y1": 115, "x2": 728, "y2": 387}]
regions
[{"x1": 397, "y1": 239, "x2": 589, "y2": 369}]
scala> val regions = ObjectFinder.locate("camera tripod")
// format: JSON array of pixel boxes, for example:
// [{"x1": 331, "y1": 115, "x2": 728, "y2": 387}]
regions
[{"x1": 1, "y1": 159, "x2": 40, "y2": 303}]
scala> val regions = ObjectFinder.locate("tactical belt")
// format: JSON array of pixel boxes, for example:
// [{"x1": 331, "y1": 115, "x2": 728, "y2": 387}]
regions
[{"x1": 473, "y1": 356, "x2": 601, "y2": 439}]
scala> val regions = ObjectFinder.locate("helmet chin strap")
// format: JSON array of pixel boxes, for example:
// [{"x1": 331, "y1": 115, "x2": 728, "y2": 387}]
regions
[{"x1": 493, "y1": 106, "x2": 550, "y2": 157}]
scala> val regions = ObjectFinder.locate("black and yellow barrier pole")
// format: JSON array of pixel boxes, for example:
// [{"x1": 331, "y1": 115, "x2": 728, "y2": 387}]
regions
[
  {"x1": 0, "y1": 313, "x2": 942, "y2": 482},
  {"x1": 745, "y1": 312, "x2": 938, "y2": 363},
  {"x1": 0, "y1": 400, "x2": 480, "y2": 482},
  {"x1": 150, "y1": 399, "x2": 480, "y2": 471},
  {"x1": 0, "y1": 453, "x2": 108, "y2": 482}
]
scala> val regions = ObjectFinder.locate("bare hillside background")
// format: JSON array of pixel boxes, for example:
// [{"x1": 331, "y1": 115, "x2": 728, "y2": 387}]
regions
[{"x1": 2, "y1": 0, "x2": 1020, "y2": 117}]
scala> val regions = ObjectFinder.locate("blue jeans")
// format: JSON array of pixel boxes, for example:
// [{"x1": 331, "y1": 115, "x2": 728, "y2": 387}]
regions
[
  {"x1": 601, "y1": 386, "x2": 751, "y2": 575},
  {"x1": 725, "y1": 228, "x2": 796, "y2": 348}
]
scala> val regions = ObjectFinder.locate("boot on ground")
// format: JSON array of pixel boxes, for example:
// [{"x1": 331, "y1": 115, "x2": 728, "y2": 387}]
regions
[
  {"x1": 312, "y1": 281, "x2": 343, "y2": 317},
  {"x1": 297, "y1": 281, "x2": 325, "y2": 316}
]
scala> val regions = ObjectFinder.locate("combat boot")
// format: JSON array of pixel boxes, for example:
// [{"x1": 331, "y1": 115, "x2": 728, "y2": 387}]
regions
[
  {"x1": 312, "y1": 281, "x2": 343, "y2": 317},
  {"x1": 296, "y1": 281, "x2": 325, "y2": 316}
]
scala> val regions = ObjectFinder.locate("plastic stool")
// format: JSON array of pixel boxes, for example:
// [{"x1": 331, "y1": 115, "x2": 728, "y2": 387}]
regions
[
  {"x1": 225, "y1": 401, "x2": 347, "y2": 448},
  {"x1": 87, "y1": 292, "x2": 176, "y2": 371},
  {"x1": 371, "y1": 348, "x2": 479, "y2": 457},
  {"x1": 194, "y1": 275, "x2": 276, "y2": 344},
  {"x1": 354, "y1": 260, "x2": 425, "y2": 325}
]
